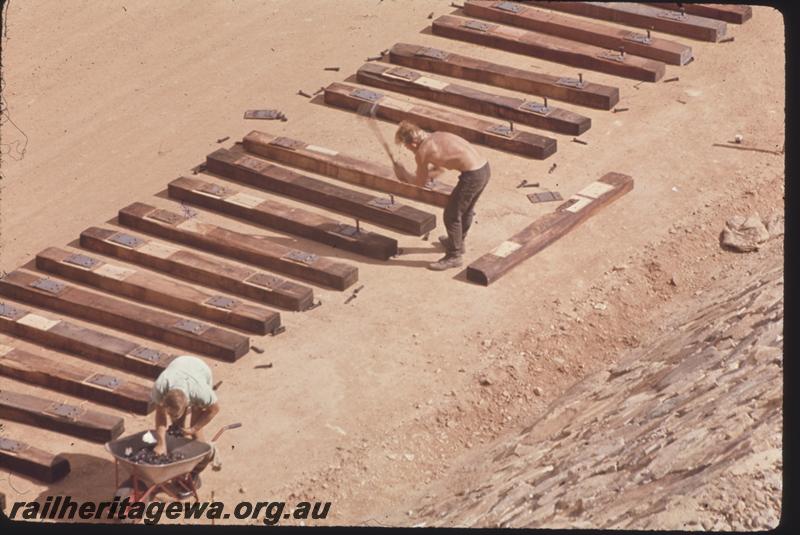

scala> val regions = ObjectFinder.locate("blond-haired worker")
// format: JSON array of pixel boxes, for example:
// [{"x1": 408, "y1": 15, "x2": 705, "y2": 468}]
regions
[
  {"x1": 393, "y1": 121, "x2": 491, "y2": 270},
  {"x1": 151, "y1": 356, "x2": 219, "y2": 472}
]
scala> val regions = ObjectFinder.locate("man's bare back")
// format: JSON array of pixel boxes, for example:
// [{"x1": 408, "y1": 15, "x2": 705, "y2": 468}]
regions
[{"x1": 416, "y1": 132, "x2": 487, "y2": 173}]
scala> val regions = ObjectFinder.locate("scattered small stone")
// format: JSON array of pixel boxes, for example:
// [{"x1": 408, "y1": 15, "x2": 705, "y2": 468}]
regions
[
  {"x1": 479, "y1": 375, "x2": 492, "y2": 386},
  {"x1": 239, "y1": 485, "x2": 246, "y2": 494},
  {"x1": 482, "y1": 339, "x2": 493, "y2": 348},
  {"x1": 533, "y1": 387, "x2": 543, "y2": 396},
  {"x1": 404, "y1": 453, "x2": 415, "y2": 461}
]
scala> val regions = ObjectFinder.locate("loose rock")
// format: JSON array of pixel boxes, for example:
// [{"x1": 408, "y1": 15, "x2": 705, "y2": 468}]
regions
[{"x1": 720, "y1": 214, "x2": 770, "y2": 252}]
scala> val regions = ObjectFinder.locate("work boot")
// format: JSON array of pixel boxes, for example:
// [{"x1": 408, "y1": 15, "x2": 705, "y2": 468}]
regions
[
  {"x1": 428, "y1": 254, "x2": 463, "y2": 271},
  {"x1": 438, "y1": 235, "x2": 466, "y2": 254}
]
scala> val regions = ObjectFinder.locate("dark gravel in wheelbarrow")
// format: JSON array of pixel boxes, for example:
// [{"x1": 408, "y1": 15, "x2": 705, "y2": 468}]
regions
[{"x1": 126, "y1": 447, "x2": 186, "y2": 465}]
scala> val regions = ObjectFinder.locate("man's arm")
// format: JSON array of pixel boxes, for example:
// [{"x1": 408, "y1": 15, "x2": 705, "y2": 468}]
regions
[
  {"x1": 154, "y1": 405, "x2": 168, "y2": 455},
  {"x1": 188, "y1": 402, "x2": 220, "y2": 440},
  {"x1": 427, "y1": 166, "x2": 446, "y2": 180}
]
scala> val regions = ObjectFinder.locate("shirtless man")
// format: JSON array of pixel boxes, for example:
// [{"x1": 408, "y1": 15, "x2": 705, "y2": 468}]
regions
[{"x1": 392, "y1": 121, "x2": 491, "y2": 270}]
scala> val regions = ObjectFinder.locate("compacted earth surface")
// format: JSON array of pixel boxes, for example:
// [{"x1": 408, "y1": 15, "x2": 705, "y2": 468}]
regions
[{"x1": 0, "y1": 1, "x2": 784, "y2": 528}]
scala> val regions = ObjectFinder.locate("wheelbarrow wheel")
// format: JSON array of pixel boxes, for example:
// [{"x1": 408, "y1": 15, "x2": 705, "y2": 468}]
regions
[
  {"x1": 115, "y1": 476, "x2": 150, "y2": 498},
  {"x1": 112, "y1": 478, "x2": 150, "y2": 524}
]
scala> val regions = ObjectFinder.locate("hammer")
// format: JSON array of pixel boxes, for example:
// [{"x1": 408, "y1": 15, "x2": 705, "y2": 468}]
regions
[{"x1": 356, "y1": 101, "x2": 397, "y2": 165}]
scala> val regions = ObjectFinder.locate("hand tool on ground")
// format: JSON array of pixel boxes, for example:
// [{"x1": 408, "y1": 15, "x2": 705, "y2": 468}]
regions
[{"x1": 516, "y1": 179, "x2": 540, "y2": 189}]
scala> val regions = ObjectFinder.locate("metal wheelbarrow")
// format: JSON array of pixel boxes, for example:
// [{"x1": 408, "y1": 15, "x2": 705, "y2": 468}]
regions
[{"x1": 106, "y1": 423, "x2": 241, "y2": 503}]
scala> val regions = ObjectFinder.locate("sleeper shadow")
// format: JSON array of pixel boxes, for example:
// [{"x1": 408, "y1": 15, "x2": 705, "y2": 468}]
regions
[{"x1": 3, "y1": 453, "x2": 120, "y2": 524}]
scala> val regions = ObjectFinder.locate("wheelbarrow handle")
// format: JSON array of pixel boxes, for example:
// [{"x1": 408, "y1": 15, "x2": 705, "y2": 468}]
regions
[{"x1": 211, "y1": 422, "x2": 242, "y2": 442}]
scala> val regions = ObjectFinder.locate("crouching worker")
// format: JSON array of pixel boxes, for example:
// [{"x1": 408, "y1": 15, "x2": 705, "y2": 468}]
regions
[{"x1": 151, "y1": 355, "x2": 220, "y2": 486}]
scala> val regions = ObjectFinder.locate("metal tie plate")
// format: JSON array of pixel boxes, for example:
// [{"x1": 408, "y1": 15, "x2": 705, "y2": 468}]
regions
[
  {"x1": 270, "y1": 136, "x2": 306, "y2": 151},
  {"x1": 0, "y1": 302, "x2": 26, "y2": 320},
  {"x1": 30, "y1": 277, "x2": 66, "y2": 295},
  {"x1": 494, "y1": 1, "x2": 525, "y2": 13},
  {"x1": 350, "y1": 88, "x2": 383, "y2": 103},
  {"x1": 555, "y1": 77, "x2": 587, "y2": 90},
  {"x1": 283, "y1": 250, "x2": 319, "y2": 265},
  {"x1": 519, "y1": 101, "x2": 553, "y2": 116},
  {"x1": 85, "y1": 373, "x2": 122, "y2": 390},
  {"x1": 333, "y1": 224, "x2": 361, "y2": 238},
  {"x1": 148, "y1": 210, "x2": 185, "y2": 225},
  {"x1": 197, "y1": 183, "x2": 227, "y2": 197},
  {"x1": 245, "y1": 273, "x2": 285, "y2": 290},
  {"x1": 598, "y1": 50, "x2": 626, "y2": 63},
  {"x1": 463, "y1": 20, "x2": 493, "y2": 32},
  {"x1": 367, "y1": 197, "x2": 403, "y2": 212},
  {"x1": 658, "y1": 9, "x2": 687, "y2": 20},
  {"x1": 63, "y1": 253, "x2": 101, "y2": 269},
  {"x1": 527, "y1": 191, "x2": 563, "y2": 204},
  {"x1": 128, "y1": 346, "x2": 166, "y2": 363},
  {"x1": 624, "y1": 31, "x2": 652, "y2": 45},
  {"x1": 45, "y1": 402, "x2": 82, "y2": 421},
  {"x1": 0, "y1": 437, "x2": 26, "y2": 453},
  {"x1": 205, "y1": 295, "x2": 239, "y2": 310},
  {"x1": 384, "y1": 67, "x2": 420, "y2": 81},
  {"x1": 486, "y1": 124, "x2": 515, "y2": 138},
  {"x1": 243, "y1": 109, "x2": 284, "y2": 120},
  {"x1": 414, "y1": 47, "x2": 449, "y2": 61},
  {"x1": 108, "y1": 232, "x2": 144, "y2": 249},
  {"x1": 173, "y1": 319, "x2": 210, "y2": 335}
]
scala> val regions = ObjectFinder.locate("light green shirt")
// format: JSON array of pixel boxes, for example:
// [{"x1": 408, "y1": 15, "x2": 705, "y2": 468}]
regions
[{"x1": 151, "y1": 355, "x2": 217, "y2": 407}]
